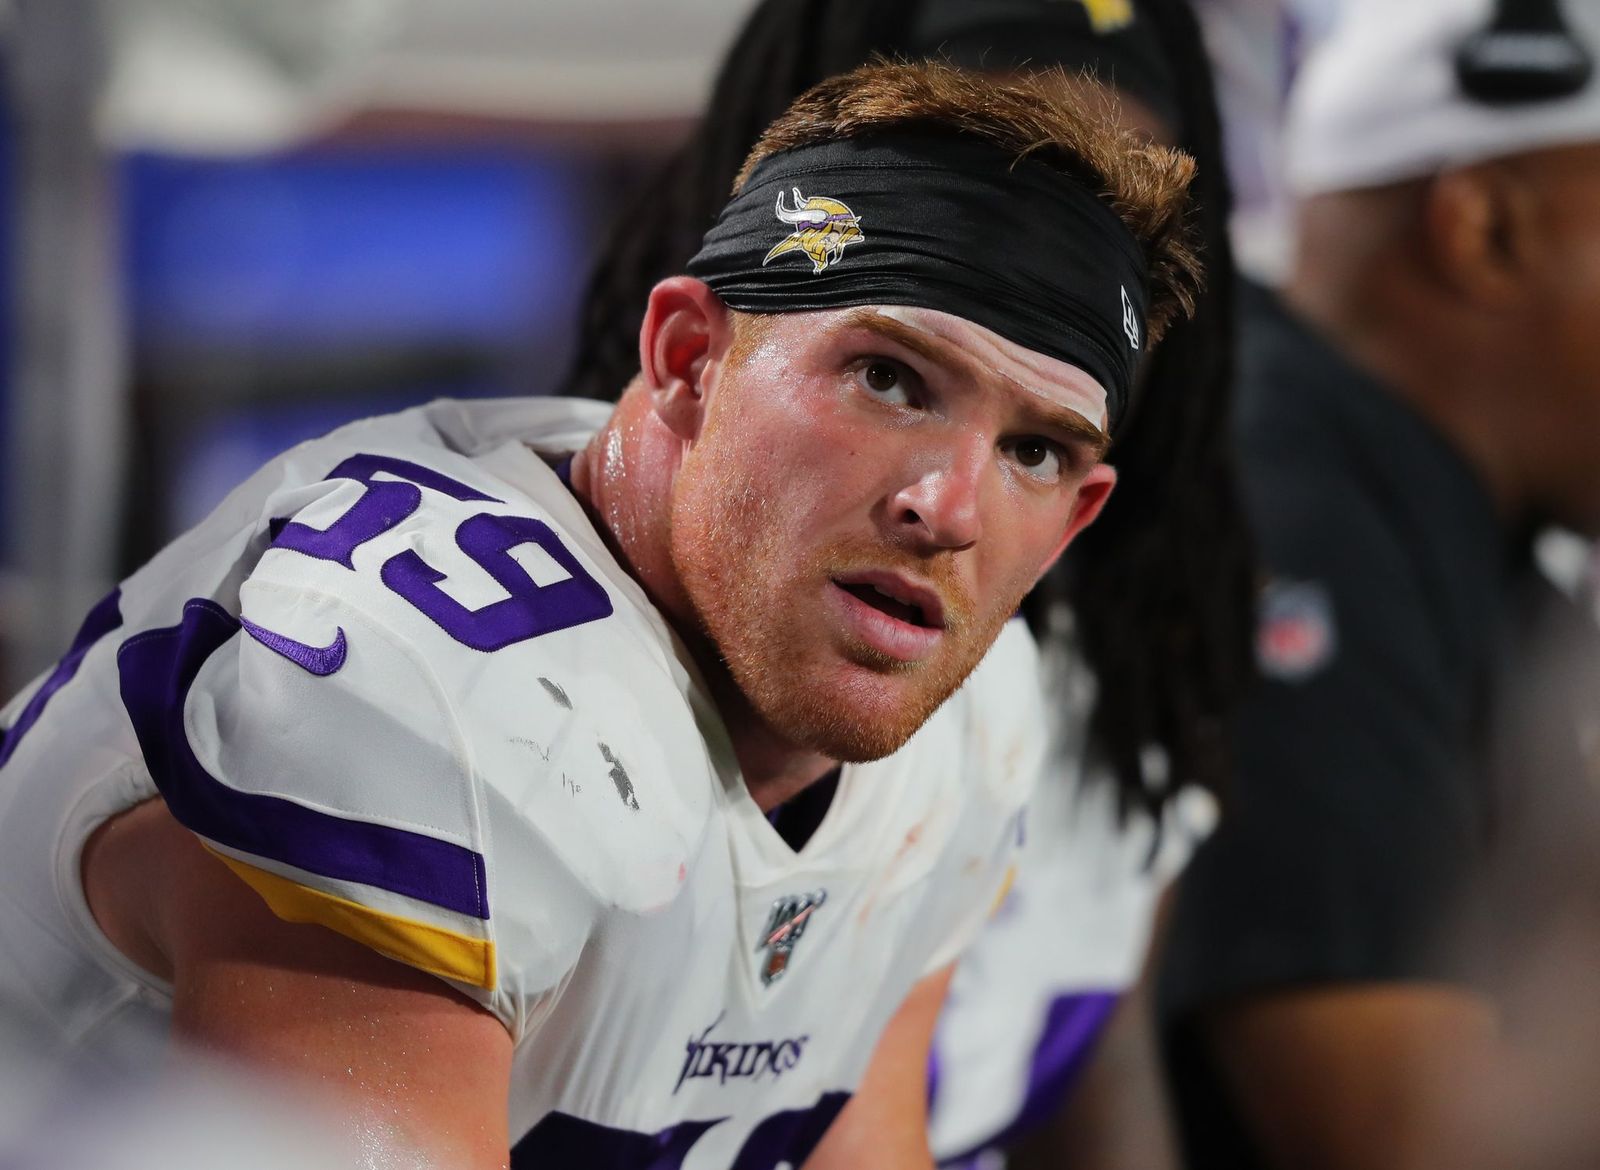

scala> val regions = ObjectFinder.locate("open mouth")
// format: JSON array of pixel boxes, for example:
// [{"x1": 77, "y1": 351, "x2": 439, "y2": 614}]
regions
[{"x1": 834, "y1": 579, "x2": 941, "y2": 629}]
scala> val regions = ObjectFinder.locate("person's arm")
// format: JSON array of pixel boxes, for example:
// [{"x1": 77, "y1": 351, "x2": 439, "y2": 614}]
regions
[
  {"x1": 1202, "y1": 984, "x2": 1497, "y2": 1170},
  {"x1": 802, "y1": 964, "x2": 954, "y2": 1170},
  {"x1": 1153, "y1": 446, "x2": 1502, "y2": 1167},
  {"x1": 1009, "y1": 892, "x2": 1183, "y2": 1170},
  {"x1": 95, "y1": 800, "x2": 514, "y2": 1169},
  {"x1": 1009, "y1": 979, "x2": 1179, "y2": 1170}
]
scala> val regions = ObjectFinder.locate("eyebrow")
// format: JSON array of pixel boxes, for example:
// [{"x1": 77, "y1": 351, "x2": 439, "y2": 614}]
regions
[{"x1": 838, "y1": 309, "x2": 1112, "y2": 459}]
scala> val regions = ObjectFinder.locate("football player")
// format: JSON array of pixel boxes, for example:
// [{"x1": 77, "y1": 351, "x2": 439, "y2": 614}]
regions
[
  {"x1": 0, "y1": 62, "x2": 1199, "y2": 1169},
  {"x1": 564, "y1": 2, "x2": 1254, "y2": 1165}
]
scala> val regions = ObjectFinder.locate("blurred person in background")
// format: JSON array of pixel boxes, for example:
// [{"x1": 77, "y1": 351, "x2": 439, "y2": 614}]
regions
[
  {"x1": 0, "y1": 60, "x2": 1203, "y2": 1170},
  {"x1": 563, "y1": 2, "x2": 1255, "y2": 1166},
  {"x1": 1157, "y1": 1, "x2": 1600, "y2": 1167},
  {"x1": 1416, "y1": 563, "x2": 1600, "y2": 1170},
  {"x1": 1189, "y1": 0, "x2": 1347, "y2": 287}
]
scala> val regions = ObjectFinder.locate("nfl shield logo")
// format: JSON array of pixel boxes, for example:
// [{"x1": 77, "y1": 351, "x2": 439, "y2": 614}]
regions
[
  {"x1": 757, "y1": 890, "x2": 827, "y2": 985},
  {"x1": 1256, "y1": 579, "x2": 1337, "y2": 682}
]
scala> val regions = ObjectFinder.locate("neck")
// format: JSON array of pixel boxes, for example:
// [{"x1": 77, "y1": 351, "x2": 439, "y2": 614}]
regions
[
  {"x1": 694, "y1": 666, "x2": 839, "y2": 812},
  {"x1": 568, "y1": 388, "x2": 839, "y2": 811}
]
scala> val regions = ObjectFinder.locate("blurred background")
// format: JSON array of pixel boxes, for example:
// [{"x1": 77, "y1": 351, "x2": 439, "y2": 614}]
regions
[
  {"x1": 4, "y1": 4, "x2": 1600, "y2": 1170},
  {"x1": 0, "y1": 0, "x2": 1347, "y2": 695},
  {"x1": 0, "y1": 0, "x2": 761, "y2": 694}
]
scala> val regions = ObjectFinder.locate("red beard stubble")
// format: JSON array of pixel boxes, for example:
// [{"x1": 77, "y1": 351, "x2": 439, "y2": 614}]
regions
[{"x1": 666, "y1": 407, "x2": 1024, "y2": 764}]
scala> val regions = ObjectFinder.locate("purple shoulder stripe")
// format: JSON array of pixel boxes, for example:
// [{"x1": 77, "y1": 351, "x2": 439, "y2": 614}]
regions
[
  {"x1": 934, "y1": 990, "x2": 1118, "y2": 1168},
  {"x1": 0, "y1": 588, "x2": 123, "y2": 769},
  {"x1": 117, "y1": 598, "x2": 488, "y2": 920}
]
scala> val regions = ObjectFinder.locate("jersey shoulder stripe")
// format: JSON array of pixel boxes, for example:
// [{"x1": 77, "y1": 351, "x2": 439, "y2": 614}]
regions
[
  {"x1": 117, "y1": 596, "x2": 500, "y2": 989},
  {"x1": 0, "y1": 589, "x2": 124, "y2": 770},
  {"x1": 208, "y1": 848, "x2": 495, "y2": 988},
  {"x1": 117, "y1": 598, "x2": 491, "y2": 925},
  {"x1": 106, "y1": 399, "x2": 714, "y2": 1018}
]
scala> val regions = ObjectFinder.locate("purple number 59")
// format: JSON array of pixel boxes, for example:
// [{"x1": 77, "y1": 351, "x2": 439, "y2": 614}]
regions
[
  {"x1": 275, "y1": 454, "x2": 612, "y2": 652},
  {"x1": 385, "y1": 513, "x2": 611, "y2": 651}
]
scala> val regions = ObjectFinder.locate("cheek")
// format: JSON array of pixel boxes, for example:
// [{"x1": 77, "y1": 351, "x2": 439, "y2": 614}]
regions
[
  {"x1": 752, "y1": 411, "x2": 883, "y2": 524},
  {"x1": 981, "y1": 500, "x2": 1074, "y2": 596},
  {"x1": 695, "y1": 406, "x2": 847, "y2": 554}
]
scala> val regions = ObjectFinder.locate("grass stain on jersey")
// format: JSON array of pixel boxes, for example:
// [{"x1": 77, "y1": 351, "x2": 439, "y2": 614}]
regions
[
  {"x1": 538, "y1": 677, "x2": 573, "y2": 709},
  {"x1": 598, "y1": 743, "x2": 640, "y2": 811}
]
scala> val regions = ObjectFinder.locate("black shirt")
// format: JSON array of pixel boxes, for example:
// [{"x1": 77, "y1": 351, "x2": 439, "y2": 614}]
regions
[{"x1": 1157, "y1": 284, "x2": 1525, "y2": 1169}]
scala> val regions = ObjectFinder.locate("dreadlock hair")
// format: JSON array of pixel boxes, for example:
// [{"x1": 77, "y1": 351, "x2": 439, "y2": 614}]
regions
[
  {"x1": 1043, "y1": 0, "x2": 1256, "y2": 820},
  {"x1": 560, "y1": 0, "x2": 1256, "y2": 820}
]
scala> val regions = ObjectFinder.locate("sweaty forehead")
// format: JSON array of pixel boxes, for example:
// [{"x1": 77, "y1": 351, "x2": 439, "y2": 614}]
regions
[{"x1": 866, "y1": 305, "x2": 1111, "y2": 433}]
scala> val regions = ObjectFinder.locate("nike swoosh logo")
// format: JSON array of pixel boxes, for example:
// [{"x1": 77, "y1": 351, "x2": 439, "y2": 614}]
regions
[{"x1": 239, "y1": 616, "x2": 348, "y2": 677}]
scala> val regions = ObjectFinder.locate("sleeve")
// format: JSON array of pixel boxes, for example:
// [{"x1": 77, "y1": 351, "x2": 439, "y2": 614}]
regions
[
  {"x1": 1159, "y1": 470, "x2": 1485, "y2": 1020},
  {"x1": 116, "y1": 571, "x2": 597, "y2": 1039}
]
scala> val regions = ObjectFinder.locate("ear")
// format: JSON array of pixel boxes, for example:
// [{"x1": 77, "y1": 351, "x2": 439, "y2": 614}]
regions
[
  {"x1": 1423, "y1": 164, "x2": 1540, "y2": 309},
  {"x1": 1043, "y1": 463, "x2": 1117, "y2": 570},
  {"x1": 638, "y1": 276, "x2": 735, "y2": 442}
]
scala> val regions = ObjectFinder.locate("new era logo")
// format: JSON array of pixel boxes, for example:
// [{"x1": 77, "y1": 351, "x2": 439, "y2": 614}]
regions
[{"x1": 1121, "y1": 285, "x2": 1141, "y2": 351}]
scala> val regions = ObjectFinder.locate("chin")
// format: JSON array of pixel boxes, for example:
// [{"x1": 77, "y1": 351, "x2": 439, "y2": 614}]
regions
[
  {"x1": 746, "y1": 659, "x2": 967, "y2": 763},
  {"x1": 774, "y1": 703, "x2": 925, "y2": 764}
]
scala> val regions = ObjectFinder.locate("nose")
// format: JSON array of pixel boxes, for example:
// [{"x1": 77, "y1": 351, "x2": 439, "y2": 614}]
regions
[{"x1": 887, "y1": 435, "x2": 986, "y2": 553}]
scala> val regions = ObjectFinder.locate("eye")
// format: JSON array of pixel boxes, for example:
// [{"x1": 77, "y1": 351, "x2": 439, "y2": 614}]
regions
[
  {"x1": 1004, "y1": 436, "x2": 1066, "y2": 483},
  {"x1": 854, "y1": 358, "x2": 915, "y2": 406}
]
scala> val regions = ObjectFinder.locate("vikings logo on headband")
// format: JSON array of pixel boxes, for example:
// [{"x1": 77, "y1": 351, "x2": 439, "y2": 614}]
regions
[{"x1": 764, "y1": 188, "x2": 866, "y2": 275}]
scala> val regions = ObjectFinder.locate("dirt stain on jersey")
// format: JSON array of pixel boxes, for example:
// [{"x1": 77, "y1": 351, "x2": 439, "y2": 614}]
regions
[
  {"x1": 538, "y1": 677, "x2": 573, "y2": 709},
  {"x1": 598, "y1": 742, "x2": 640, "y2": 811},
  {"x1": 510, "y1": 735, "x2": 552, "y2": 761},
  {"x1": 857, "y1": 820, "x2": 927, "y2": 925}
]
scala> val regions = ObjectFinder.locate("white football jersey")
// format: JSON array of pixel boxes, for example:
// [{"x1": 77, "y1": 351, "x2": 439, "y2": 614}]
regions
[
  {"x1": 928, "y1": 649, "x2": 1215, "y2": 1166},
  {"x1": 0, "y1": 397, "x2": 1039, "y2": 1168}
]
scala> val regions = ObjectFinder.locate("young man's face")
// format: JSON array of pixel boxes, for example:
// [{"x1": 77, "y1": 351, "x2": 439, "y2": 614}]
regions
[{"x1": 669, "y1": 304, "x2": 1116, "y2": 762}]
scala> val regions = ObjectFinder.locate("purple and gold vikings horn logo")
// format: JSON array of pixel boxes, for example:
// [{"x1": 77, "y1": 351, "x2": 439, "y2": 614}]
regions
[{"x1": 762, "y1": 187, "x2": 865, "y2": 275}]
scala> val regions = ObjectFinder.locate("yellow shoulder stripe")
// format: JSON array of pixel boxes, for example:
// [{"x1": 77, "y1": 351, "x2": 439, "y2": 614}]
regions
[{"x1": 211, "y1": 850, "x2": 497, "y2": 990}]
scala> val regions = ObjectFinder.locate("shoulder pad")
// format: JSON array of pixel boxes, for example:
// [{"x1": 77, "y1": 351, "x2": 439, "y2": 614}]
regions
[{"x1": 119, "y1": 437, "x2": 717, "y2": 1036}]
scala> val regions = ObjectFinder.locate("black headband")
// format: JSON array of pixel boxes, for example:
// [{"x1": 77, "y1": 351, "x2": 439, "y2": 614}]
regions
[{"x1": 688, "y1": 132, "x2": 1150, "y2": 426}]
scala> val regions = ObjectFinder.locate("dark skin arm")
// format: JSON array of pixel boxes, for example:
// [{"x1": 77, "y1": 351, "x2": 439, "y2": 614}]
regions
[
  {"x1": 1009, "y1": 886, "x2": 1181, "y2": 1170},
  {"x1": 1202, "y1": 984, "x2": 1498, "y2": 1170},
  {"x1": 84, "y1": 798, "x2": 514, "y2": 1169},
  {"x1": 1008, "y1": 965, "x2": 1180, "y2": 1170}
]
